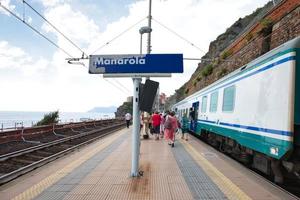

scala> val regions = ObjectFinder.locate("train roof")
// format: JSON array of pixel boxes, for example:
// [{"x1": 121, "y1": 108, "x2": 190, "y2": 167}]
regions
[{"x1": 174, "y1": 36, "x2": 300, "y2": 108}]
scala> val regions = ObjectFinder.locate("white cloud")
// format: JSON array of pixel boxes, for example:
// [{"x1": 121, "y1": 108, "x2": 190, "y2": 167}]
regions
[
  {"x1": 0, "y1": 41, "x2": 128, "y2": 112},
  {"x1": 42, "y1": 3, "x2": 100, "y2": 49},
  {"x1": 37, "y1": 0, "x2": 67, "y2": 7},
  {"x1": 27, "y1": 16, "x2": 33, "y2": 24},
  {"x1": 0, "y1": 0, "x2": 270, "y2": 112},
  {"x1": 0, "y1": 0, "x2": 15, "y2": 15},
  {"x1": 0, "y1": 41, "x2": 48, "y2": 76}
]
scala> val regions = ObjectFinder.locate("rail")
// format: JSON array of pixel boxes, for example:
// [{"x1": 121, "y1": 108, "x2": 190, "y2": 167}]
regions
[{"x1": 0, "y1": 122, "x2": 125, "y2": 185}]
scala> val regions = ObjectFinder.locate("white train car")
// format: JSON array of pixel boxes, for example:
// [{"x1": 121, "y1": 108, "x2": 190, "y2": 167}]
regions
[{"x1": 173, "y1": 36, "x2": 300, "y2": 183}]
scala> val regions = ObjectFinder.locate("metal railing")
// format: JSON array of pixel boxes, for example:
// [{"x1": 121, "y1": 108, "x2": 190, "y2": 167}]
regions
[
  {"x1": 0, "y1": 117, "x2": 115, "y2": 133},
  {"x1": 0, "y1": 122, "x2": 24, "y2": 132}
]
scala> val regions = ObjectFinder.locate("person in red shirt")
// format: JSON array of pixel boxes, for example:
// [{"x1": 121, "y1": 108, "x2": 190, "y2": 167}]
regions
[{"x1": 151, "y1": 111, "x2": 161, "y2": 140}]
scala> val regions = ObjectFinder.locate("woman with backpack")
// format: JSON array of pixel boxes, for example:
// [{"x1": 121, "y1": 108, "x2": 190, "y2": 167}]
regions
[{"x1": 164, "y1": 111, "x2": 178, "y2": 147}]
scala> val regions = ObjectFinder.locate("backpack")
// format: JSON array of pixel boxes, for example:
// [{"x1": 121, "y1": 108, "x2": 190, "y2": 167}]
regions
[
  {"x1": 164, "y1": 117, "x2": 172, "y2": 129},
  {"x1": 177, "y1": 120, "x2": 181, "y2": 129}
]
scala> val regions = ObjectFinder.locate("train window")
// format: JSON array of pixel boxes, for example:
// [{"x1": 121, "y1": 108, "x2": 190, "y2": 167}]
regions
[
  {"x1": 222, "y1": 85, "x2": 236, "y2": 112},
  {"x1": 201, "y1": 96, "x2": 207, "y2": 113},
  {"x1": 210, "y1": 91, "x2": 218, "y2": 112}
]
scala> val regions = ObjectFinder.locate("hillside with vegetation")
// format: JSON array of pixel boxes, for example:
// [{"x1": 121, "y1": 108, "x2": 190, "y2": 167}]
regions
[
  {"x1": 166, "y1": 1, "x2": 276, "y2": 108},
  {"x1": 166, "y1": 0, "x2": 300, "y2": 109}
]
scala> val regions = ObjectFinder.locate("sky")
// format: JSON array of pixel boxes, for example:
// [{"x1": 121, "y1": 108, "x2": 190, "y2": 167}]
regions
[{"x1": 0, "y1": 0, "x2": 270, "y2": 112}]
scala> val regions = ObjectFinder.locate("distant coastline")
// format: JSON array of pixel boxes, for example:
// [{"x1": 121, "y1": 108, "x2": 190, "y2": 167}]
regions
[{"x1": 87, "y1": 106, "x2": 117, "y2": 113}]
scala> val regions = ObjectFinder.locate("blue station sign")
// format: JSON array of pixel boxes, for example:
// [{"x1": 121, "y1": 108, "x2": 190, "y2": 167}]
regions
[{"x1": 89, "y1": 54, "x2": 183, "y2": 74}]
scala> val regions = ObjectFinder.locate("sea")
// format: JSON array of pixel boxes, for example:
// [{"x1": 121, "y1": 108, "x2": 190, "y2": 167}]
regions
[{"x1": 0, "y1": 111, "x2": 115, "y2": 130}]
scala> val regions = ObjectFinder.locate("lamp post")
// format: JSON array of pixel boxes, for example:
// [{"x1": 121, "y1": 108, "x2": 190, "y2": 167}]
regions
[
  {"x1": 139, "y1": 26, "x2": 152, "y2": 54},
  {"x1": 131, "y1": 26, "x2": 152, "y2": 177}
]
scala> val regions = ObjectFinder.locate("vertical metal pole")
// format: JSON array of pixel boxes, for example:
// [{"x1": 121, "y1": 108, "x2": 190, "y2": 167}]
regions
[
  {"x1": 140, "y1": 33, "x2": 143, "y2": 55},
  {"x1": 147, "y1": 0, "x2": 152, "y2": 54},
  {"x1": 131, "y1": 77, "x2": 141, "y2": 177},
  {"x1": 157, "y1": 87, "x2": 160, "y2": 111}
]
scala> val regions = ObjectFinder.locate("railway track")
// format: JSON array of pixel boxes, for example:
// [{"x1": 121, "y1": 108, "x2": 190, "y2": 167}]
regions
[
  {"x1": 0, "y1": 122, "x2": 125, "y2": 185},
  {"x1": 249, "y1": 167, "x2": 300, "y2": 199}
]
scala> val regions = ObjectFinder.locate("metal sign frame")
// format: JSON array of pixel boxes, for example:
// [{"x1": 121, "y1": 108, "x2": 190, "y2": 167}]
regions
[{"x1": 103, "y1": 73, "x2": 171, "y2": 78}]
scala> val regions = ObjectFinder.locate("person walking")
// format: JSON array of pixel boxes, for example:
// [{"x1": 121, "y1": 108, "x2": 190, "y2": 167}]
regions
[
  {"x1": 125, "y1": 113, "x2": 132, "y2": 128},
  {"x1": 181, "y1": 113, "x2": 189, "y2": 141},
  {"x1": 160, "y1": 113, "x2": 165, "y2": 139},
  {"x1": 143, "y1": 112, "x2": 151, "y2": 135},
  {"x1": 152, "y1": 111, "x2": 161, "y2": 140},
  {"x1": 164, "y1": 111, "x2": 178, "y2": 147}
]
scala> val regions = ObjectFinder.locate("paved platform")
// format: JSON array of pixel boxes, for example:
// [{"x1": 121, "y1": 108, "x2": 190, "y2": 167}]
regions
[{"x1": 0, "y1": 128, "x2": 298, "y2": 200}]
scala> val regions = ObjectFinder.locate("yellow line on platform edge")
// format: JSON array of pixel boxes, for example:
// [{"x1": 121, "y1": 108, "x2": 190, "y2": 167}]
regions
[
  {"x1": 12, "y1": 130, "x2": 126, "y2": 200},
  {"x1": 180, "y1": 140, "x2": 252, "y2": 200}
]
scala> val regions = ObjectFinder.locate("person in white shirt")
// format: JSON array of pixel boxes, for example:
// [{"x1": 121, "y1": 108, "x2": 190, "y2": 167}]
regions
[{"x1": 125, "y1": 113, "x2": 132, "y2": 128}]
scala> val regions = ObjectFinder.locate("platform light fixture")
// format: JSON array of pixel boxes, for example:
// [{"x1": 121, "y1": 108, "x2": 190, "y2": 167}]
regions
[{"x1": 139, "y1": 26, "x2": 152, "y2": 54}]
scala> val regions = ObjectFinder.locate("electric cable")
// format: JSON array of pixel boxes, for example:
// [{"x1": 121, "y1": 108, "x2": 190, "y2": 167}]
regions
[
  {"x1": 152, "y1": 17, "x2": 206, "y2": 54},
  {"x1": 0, "y1": 3, "x2": 74, "y2": 57},
  {"x1": 90, "y1": 17, "x2": 147, "y2": 54},
  {"x1": 22, "y1": 0, "x2": 88, "y2": 58},
  {"x1": 74, "y1": 64, "x2": 130, "y2": 95},
  {"x1": 113, "y1": 79, "x2": 132, "y2": 93},
  {"x1": 104, "y1": 79, "x2": 131, "y2": 96}
]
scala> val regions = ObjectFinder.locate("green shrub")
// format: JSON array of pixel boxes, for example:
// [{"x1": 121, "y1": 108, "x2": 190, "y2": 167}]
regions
[
  {"x1": 213, "y1": 59, "x2": 220, "y2": 66},
  {"x1": 201, "y1": 64, "x2": 214, "y2": 77},
  {"x1": 259, "y1": 18, "x2": 273, "y2": 36},
  {"x1": 221, "y1": 50, "x2": 233, "y2": 60},
  {"x1": 196, "y1": 76, "x2": 202, "y2": 82},
  {"x1": 260, "y1": 18, "x2": 273, "y2": 28},
  {"x1": 193, "y1": 81, "x2": 197, "y2": 87},
  {"x1": 35, "y1": 111, "x2": 59, "y2": 126},
  {"x1": 185, "y1": 88, "x2": 189, "y2": 94},
  {"x1": 245, "y1": 32, "x2": 253, "y2": 42}
]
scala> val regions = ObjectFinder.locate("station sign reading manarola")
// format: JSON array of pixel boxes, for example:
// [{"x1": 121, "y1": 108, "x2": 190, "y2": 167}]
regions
[{"x1": 89, "y1": 54, "x2": 183, "y2": 74}]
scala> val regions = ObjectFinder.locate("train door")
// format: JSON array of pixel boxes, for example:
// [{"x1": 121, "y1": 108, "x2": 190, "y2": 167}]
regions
[{"x1": 190, "y1": 101, "x2": 199, "y2": 133}]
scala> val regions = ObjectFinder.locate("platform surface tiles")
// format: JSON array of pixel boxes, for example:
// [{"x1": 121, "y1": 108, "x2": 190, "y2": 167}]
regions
[{"x1": 0, "y1": 128, "x2": 297, "y2": 200}]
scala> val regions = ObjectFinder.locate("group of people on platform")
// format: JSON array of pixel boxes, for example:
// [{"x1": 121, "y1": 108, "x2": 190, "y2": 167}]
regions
[{"x1": 125, "y1": 110, "x2": 189, "y2": 148}]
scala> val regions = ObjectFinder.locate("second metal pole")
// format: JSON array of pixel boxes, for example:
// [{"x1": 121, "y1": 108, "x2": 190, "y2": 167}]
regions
[{"x1": 147, "y1": 0, "x2": 152, "y2": 54}]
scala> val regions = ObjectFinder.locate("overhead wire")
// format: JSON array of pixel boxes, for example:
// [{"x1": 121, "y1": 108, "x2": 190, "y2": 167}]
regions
[
  {"x1": 1, "y1": 2, "x2": 132, "y2": 95},
  {"x1": 72, "y1": 63, "x2": 131, "y2": 95},
  {"x1": 113, "y1": 79, "x2": 131, "y2": 93},
  {"x1": 104, "y1": 79, "x2": 131, "y2": 96},
  {"x1": 90, "y1": 17, "x2": 147, "y2": 54},
  {"x1": 0, "y1": 2, "x2": 74, "y2": 57},
  {"x1": 152, "y1": 17, "x2": 206, "y2": 54},
  {"x1": 87, "y1": 17, "x2": 146, "y2": 93},
  {"x1": 22, "y1": 0, "x2": 88, "y2": 58}
]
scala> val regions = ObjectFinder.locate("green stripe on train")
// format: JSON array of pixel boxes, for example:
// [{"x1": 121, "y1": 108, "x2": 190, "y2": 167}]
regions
[
  {"x1": 294, "y1": 48, "x2": 300, "y2": 145},
  {"x1": 190, "y1": 121, "x2": 292, "y2": 159}
]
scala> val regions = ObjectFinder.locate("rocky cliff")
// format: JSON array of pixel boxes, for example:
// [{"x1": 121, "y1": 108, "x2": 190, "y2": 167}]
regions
[
  {"x1": 165, "y1": 0, "x2": 300, "y2": 109},
  {"x1": 115, "y1": 101, "x2": 133, "y2": 118}
]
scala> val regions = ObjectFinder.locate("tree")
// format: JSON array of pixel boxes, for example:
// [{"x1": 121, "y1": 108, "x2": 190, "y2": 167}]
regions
[{"x1": 35, "y1": 111, "x2": 59, "y2": 126}]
